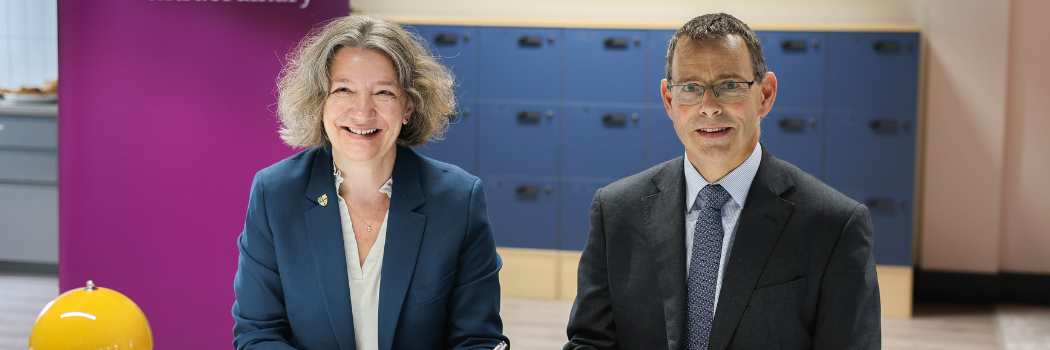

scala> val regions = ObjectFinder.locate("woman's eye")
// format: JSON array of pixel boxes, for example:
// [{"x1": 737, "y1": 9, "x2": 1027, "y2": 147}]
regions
[
  {"x1": 377, "y1": 90, "x2": 394, "y2": 96},
  {"x1": 332, "y1": 87, "x2": 350, "y2": 94}
]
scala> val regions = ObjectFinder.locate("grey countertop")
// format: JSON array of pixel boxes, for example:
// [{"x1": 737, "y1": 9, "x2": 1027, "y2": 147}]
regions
[{"x1": 0, "y1": 103, "x2": 58, "y2": 117}]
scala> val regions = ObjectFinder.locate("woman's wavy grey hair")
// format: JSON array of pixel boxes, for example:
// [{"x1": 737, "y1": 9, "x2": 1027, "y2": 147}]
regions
[{"x1": 277, "y1": 14, "x2": 455, "y2": 148}]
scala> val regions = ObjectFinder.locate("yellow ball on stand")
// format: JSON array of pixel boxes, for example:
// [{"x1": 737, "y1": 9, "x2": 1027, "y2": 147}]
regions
[{"x1": 29, "y1": 280, "x2": 154, "y2": 350}]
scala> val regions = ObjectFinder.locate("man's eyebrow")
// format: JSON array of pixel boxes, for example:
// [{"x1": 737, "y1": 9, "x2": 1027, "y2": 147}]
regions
[{"x1": 673, "y1": 73, "x2": 751, "y2": 84}]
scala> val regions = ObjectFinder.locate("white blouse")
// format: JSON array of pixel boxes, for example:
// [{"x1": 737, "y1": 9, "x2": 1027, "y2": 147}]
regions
[{"x1": 333, "y1": 165, "x2": 392, "y2": 350}]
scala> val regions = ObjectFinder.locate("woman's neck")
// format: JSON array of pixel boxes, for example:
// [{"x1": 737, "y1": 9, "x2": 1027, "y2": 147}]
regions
[{"x1": 333, "y1": 147, "x2": 396, "y2": 202}]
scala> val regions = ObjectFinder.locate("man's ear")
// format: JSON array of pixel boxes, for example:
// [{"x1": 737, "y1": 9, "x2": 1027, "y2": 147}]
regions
[
  {"x1": 757, "y1": 71, "x2": 777, "y2": 117},
  {"x1": 661, "y1": 78, "x2": 674, "y2": 116}
]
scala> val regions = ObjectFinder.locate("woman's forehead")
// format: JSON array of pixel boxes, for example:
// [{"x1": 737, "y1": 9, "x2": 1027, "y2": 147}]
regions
[{"x1": 329, "y1": 47, "x2": 398, "y2": 81}]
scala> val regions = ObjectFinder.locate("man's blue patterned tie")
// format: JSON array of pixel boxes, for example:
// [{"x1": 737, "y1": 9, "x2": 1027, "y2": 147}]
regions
[{"x1": 684, "y1": 184, "x2": 731, "y2": 350}]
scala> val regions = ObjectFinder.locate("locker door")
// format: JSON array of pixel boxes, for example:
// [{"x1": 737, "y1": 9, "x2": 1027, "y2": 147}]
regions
[
  {"x1": 756, "y1": 31, "x2": 826, "y2": 109},
  {"x1": 825, "y1": 112, "x2": 916, "y2": 192},
  {"x1": 838, "y1": 188, "x2": 913, "y2": 266},
  {"x1": 416, "y1": 25, "x2": 479, "y2": 104},
  {"x1": 478, "y1": 103, "x2": 559, "y2": 176},
  {"x1": 413, "y1": 103, "x2": 478, "y2": 173},
  {"x1": 562, "y1": 105, "x2": 645, "y2": 179},
  {"x1": 827, "y1": 32, "x2": 920, "y2": 115},
  {"x1": 648, "y1": 30, "x2": 676, "y2": 105},
  {"x1": 478, "y1": 27, "x2": 562, "y2": 101},
  {"x1": 560, "y1": 180, "x2": 610, "y2": 251},
  {"x1": 647, "y1": 107, "x2": 683, "y2": 166},
  {"x1": 481, "y1": 175, "x2": 558, "y2": 250},
  {"x1": 760, "y1": 111, "x2": 822, "y2": 178},
  {"x1": 564, "y1": 29, "x2": 648, "y2": 103}
]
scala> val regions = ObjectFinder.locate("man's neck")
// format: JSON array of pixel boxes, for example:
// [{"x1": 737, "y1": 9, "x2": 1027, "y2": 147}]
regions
[{"x1": 688, "y1": 142, "x2": 758, "y2": 183}]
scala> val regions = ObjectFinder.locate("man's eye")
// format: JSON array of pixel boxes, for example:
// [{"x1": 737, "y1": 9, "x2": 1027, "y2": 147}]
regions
[
  {"x1": 723, "y1": 82, "x2": 738, "y2": 90},
  {"x1": 682, "y1": 85, "x2": 699, "y2": 93}
]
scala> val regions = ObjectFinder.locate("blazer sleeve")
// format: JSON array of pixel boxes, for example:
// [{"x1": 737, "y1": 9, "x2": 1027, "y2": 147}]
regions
[
  {"x1": 564, "y1": 188, "x2": 618, "y2": 350},
  {"x1": 232, "y1": 172, "x2": 297, "y2": 350},
  {"x1": 445, "y1": 178, "x2": 510, "y2": 350},
  {"x1": 813, "y1": 203, "x2": 881, "y2": 349}
]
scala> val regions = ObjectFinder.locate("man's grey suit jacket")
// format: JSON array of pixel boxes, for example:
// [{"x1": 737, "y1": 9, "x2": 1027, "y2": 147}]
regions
[{"x1": 565, "y1": 146, "x2": 881, "y2": 350}]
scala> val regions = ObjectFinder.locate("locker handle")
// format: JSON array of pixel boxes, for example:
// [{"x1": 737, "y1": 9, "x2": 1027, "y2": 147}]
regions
[
  {"x1": 870, "y1": 120, "x2": 898, "y2": 131},
  {"x1": 517, "y1": 111, "x2": 542, "y2": 122},
  {"x1": 516, "y1": 185, "x2": 541, "y2": 195},
  {"x1": 780, "y1": 40, "x2": 808, "y2": 51},
  {"x1": 866, "y1": 198, "x2": 895, "y2": 209},
  {"x1": 434, "y1": 33, "x2": 459, "y2": 44},
  {"x1": 873, "y1": 40, "x2": 901, "y2": 52},
  {"x1": 604, "y1": 37, "x2": 629, "y2": 48},
  {"x1": 602, "y1": 113, "x2": 628, "y2": 124},
  {"x1": 518, "y1": 35, "x2": 543, "y2": 46},
  {"x1": 778, "y1": 118, "x2": 806, "y2": 128}
]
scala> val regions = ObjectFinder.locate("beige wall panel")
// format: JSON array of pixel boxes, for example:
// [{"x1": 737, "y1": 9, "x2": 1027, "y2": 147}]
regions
[
  {"x1": 354, "y1": 0, "x2": 918, "y2": 27},
  {"x1": 498, "y1": 247, "x2": 558, "y2": 299},
  {"x1": 919, "y1": 0, "x2": 1009, "y2": 274},
  {"x1": 558, "y1": 251, "x2": 583, "y2": 301},
  {"x1": 1000, "y1": 0, "x2": 1050, "y2": 274},
  {"x1": 878, "y1": 266, "x2": 914, "y2": 318}
]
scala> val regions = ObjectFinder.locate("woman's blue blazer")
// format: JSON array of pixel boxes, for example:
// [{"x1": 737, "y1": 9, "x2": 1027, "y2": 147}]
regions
[{"x1": 232, "y1": 146, "x2": 507, "y2": 350}]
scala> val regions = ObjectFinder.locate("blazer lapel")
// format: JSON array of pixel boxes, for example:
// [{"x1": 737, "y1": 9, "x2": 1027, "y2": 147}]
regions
[
  {"x1": 641, "y1": 157, "x2": 689, "y2": 350},
  {"x1": 304, "y1": 147, "x2": 357, "y2": 350},
  {"x1": 378, "y1": 147, "x2": 427, "y2": 350},
  {"x1": 708, "y1": 147, "x2": 796, "y2": 350}
]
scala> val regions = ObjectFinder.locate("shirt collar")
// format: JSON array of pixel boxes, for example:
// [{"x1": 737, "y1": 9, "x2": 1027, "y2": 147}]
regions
[
  {"x1": 333, "y1": 160, "x2": 393, "y2": 198},
  {"x1": 684, "y1": 143, "x2": 763, "y2": 210}
]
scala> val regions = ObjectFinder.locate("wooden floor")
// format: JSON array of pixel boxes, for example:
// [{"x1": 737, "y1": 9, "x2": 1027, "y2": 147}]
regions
[{"x1": 3, "y1": 274, "x2": 1049, "y2": 349}]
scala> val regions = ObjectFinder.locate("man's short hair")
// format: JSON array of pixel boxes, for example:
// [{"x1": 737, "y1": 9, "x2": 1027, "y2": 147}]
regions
[{"x1": 665, "y1": 13, "x2": 768, "y2": 83}]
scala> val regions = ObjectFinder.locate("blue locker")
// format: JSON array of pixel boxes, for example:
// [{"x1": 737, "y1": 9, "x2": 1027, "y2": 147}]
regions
[
  {"x1": 647, "y1": 107, "x2": 683, "y2": 166},
  {"x1": 825, "y1": 112, "x2": 916, "y2": 192},
  {"x1": 562, "y1": 105, "x2": 645, "y2": 179},
  {"x1": 564, "y1": 29, "x2": 648, "y2": 103},
  {"x1": 648, "y1": 30, "x2": 676, "y2": 105},
  {"x1": 827, "y1": 32, "x2": 920, "y2": 115},
  {"x1": 756, "y1": 31, "x2": 826, "y2": 110},
  {"x1": 561, "y1": 180, "x2": 611, "y2": 251},
  {"x1": 480, "y1": 174, "x2": 558, "y2": 250},
  {"x1": 478, "y1": 103, "x2": 559, "y2": 176},
  {"x1": 837, "y1": 188, "x2": 913, "y2": 266},
  {"x1": 413, "y1": 102, "x2": 478, "y2": 173},
  {"x1": 478, "y1": 27, "x2": 562, "y2": 101},
  {"x1": 416, "y1": 25, "x2": 478, "y2": 104},
  {"x1": 759, "y1": 111, "x2": 822, "y2": 178}
]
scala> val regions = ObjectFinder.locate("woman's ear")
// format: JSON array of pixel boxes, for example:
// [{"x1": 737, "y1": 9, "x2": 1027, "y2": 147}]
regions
[{"x1": 403, "y1": 99, "x2": 415, "y2": 124}]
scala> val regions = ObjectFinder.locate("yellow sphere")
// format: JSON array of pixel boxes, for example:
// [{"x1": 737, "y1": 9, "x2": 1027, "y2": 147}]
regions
[{"x1": 29, "y1": 280, "x2": 153, "y2": 350}]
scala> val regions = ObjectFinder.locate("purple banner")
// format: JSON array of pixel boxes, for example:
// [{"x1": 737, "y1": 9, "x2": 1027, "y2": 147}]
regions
[{"x1": 58, "y1": 0, "x2": 348, "y2": 346}]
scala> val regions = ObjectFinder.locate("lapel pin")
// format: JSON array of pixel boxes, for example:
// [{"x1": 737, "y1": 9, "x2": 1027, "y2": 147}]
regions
[{"x1": 318, "y1": 194, "x2": 328, "y2": 207}]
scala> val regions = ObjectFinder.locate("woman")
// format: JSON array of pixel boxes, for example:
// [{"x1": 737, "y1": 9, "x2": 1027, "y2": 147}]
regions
[{"x1": 232, "y1": 14, "x2": 508, "y2": 350}]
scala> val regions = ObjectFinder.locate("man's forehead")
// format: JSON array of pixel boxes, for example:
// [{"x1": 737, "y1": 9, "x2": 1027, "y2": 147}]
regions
[{"x1": 671, "y1": 35, "x2": 751, "y2": 82}]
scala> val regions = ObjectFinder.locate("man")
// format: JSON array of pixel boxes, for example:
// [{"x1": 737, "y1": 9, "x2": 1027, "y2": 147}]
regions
[{"x1": 565, "y1": 13, "x2": 880, "y2": 350}]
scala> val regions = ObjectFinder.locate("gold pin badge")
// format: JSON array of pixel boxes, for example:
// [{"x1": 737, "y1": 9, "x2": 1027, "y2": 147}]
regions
[{"x1": 318, "y1": 194, "x2": 328, "y2": 206}]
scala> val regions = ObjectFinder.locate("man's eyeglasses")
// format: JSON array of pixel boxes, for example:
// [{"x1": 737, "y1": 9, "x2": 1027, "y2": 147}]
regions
[{"x1": 667, "y1": 79, "x2": 756, "y2": 105}]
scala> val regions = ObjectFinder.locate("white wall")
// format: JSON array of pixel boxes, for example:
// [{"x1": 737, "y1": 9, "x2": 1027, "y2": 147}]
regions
[
  {"x1": 352, "y1": 0, "x2": 920, "y2": 26},
  {"x1": 918, "y1": 0, "x2": 1011, "y2": 274},
  {"x1": 1000, "y1": 0, "x2": 1050, "y2": 275},
  {"x1": 0, "y1": 0, "x2": 58, "y2": 90}
]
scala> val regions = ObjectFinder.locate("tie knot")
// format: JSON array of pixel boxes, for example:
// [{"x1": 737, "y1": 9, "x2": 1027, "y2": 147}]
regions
[{"x1": 699, "y1": 184, "x2": 731, "y2": 210}]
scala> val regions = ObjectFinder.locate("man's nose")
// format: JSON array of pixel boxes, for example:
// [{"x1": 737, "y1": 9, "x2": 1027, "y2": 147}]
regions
[{"x1": 696, "y1": 88, "x2": 722, "y2": 117}]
